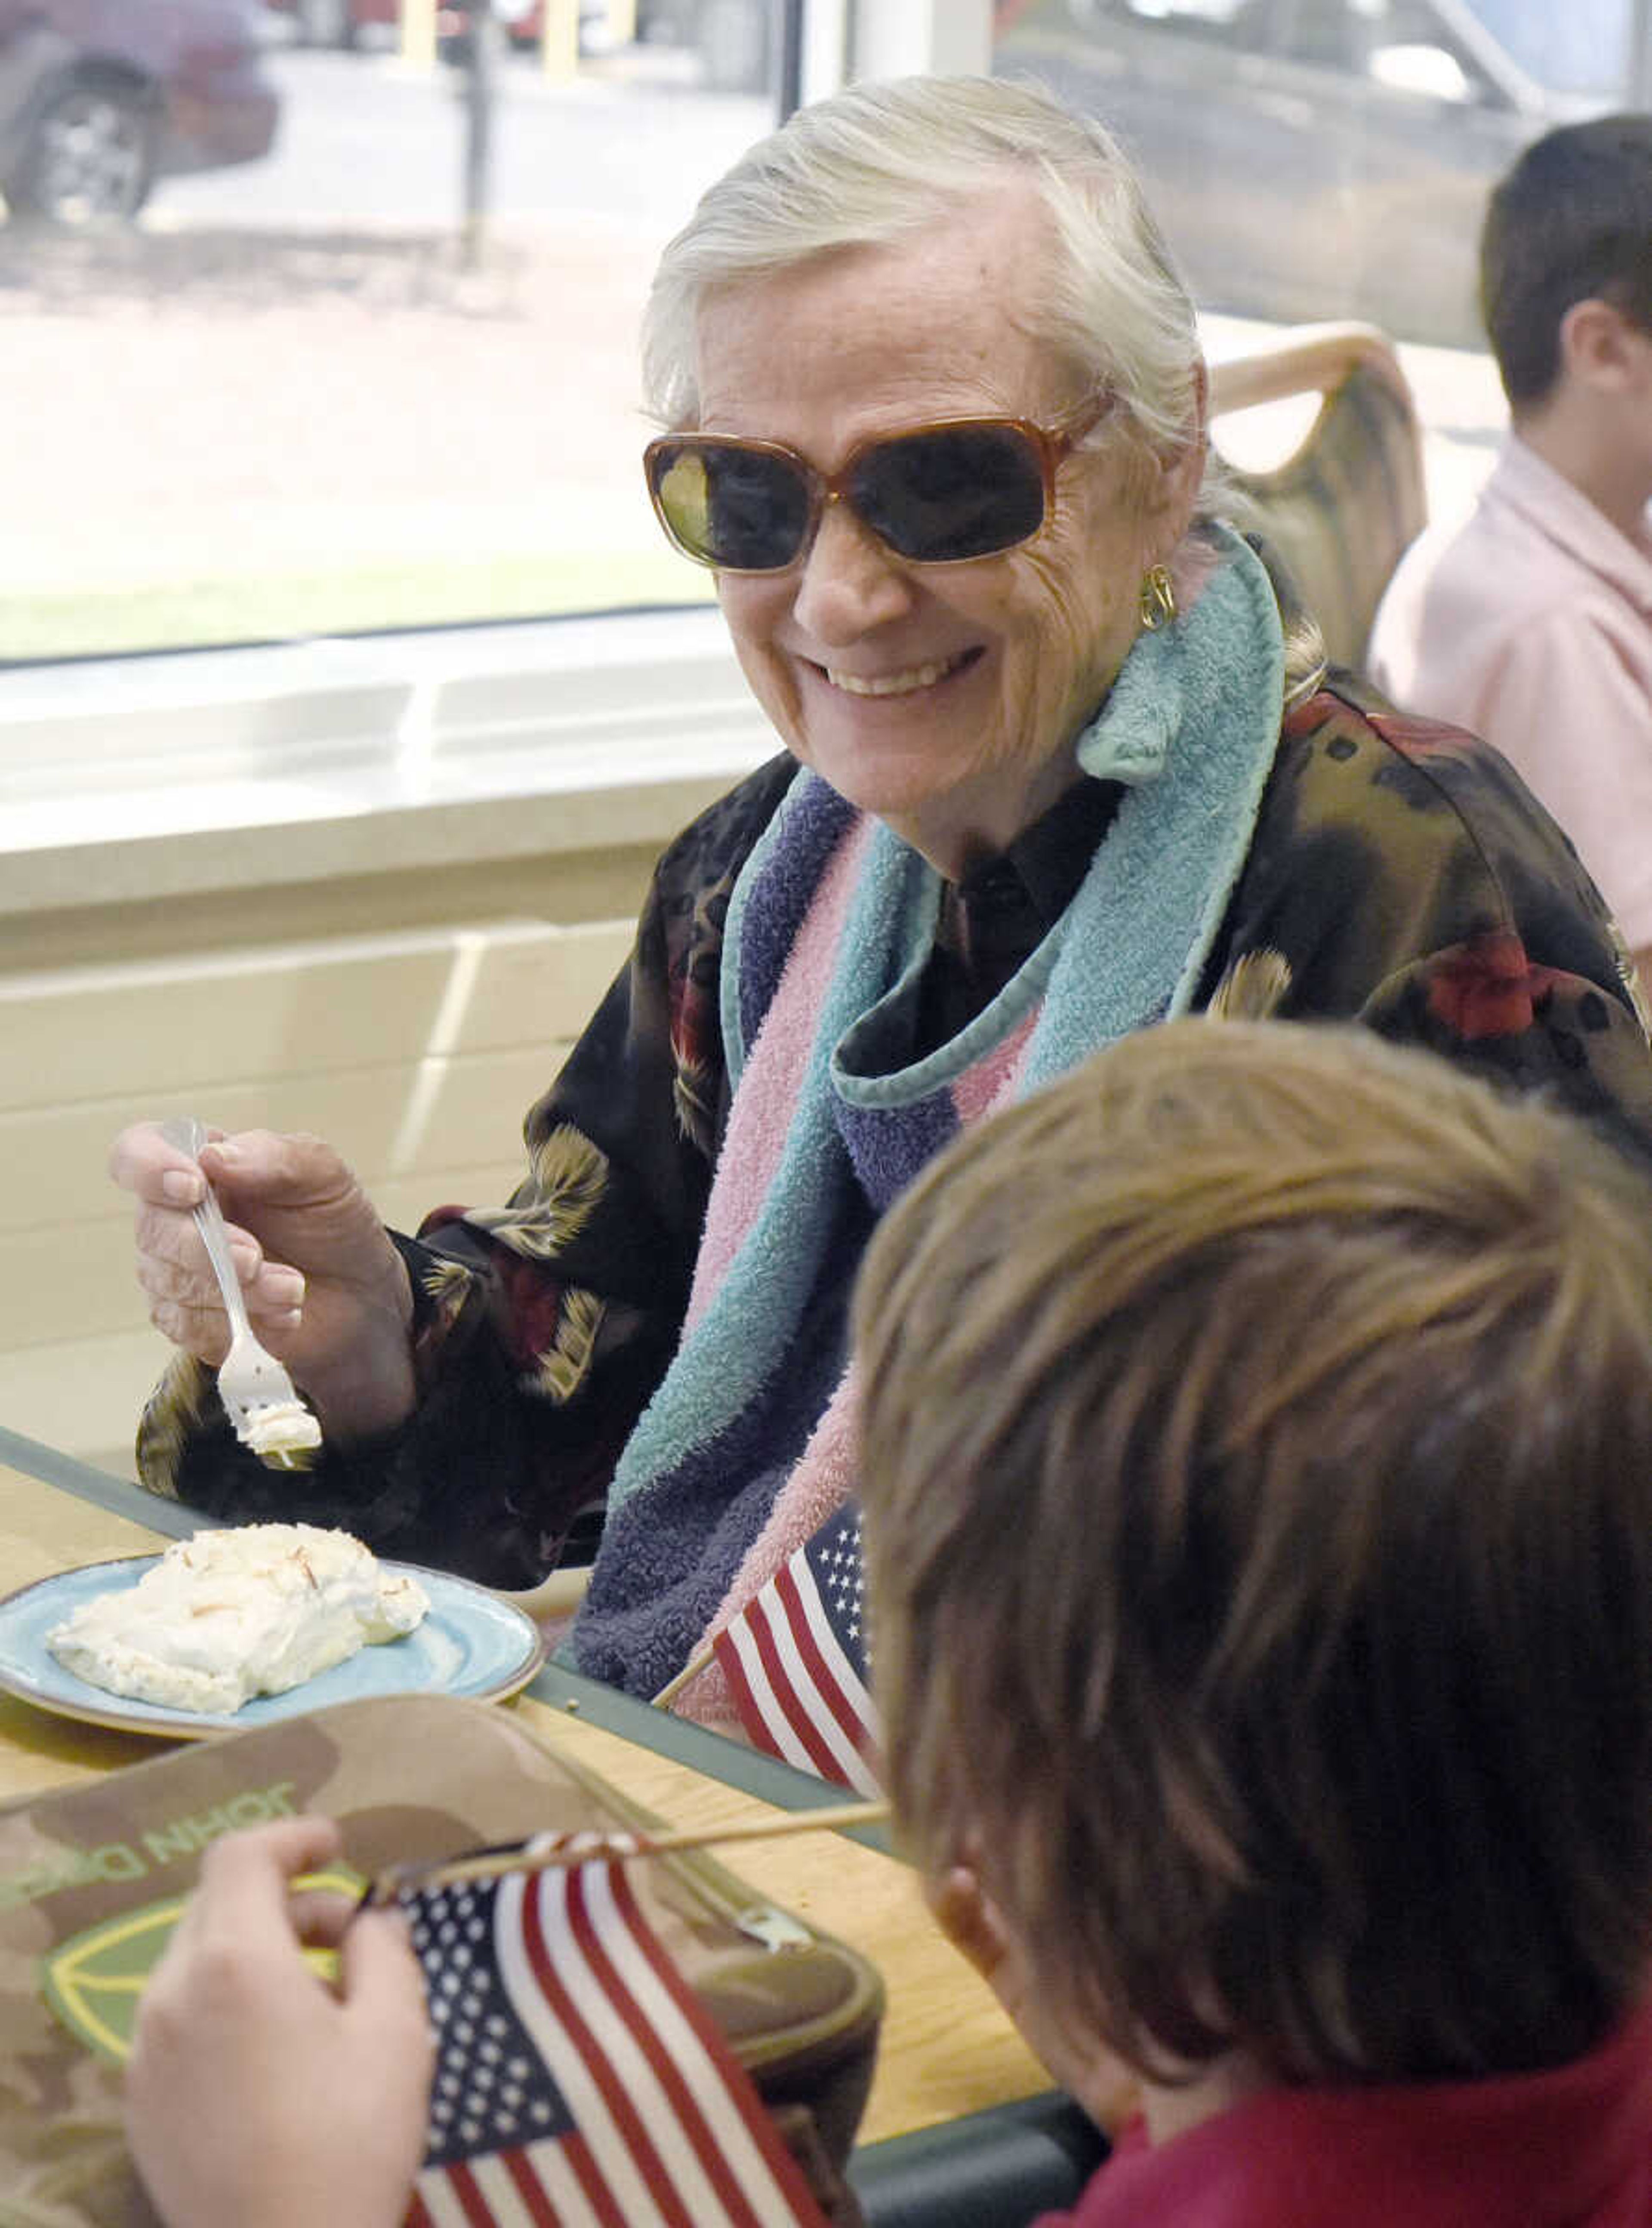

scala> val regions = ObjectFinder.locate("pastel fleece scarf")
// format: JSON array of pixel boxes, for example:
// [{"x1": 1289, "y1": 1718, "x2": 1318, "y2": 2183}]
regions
[{"x1": 571, "y1": 525, "x2": 1285, "y2": 1715}]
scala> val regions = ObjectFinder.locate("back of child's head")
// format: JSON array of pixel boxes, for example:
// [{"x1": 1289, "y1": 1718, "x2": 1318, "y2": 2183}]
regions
[
  {"x1": 854, "y1": 1020, "x2": 1652, "y2": 2090},
  {"x1": 1482, "y1": 112, "x2": 1652, "y2": 408}
]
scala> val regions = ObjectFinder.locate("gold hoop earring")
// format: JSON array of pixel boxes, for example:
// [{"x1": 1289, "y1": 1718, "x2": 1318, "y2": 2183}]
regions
[{"x1": 1138, "y1": 564, "x2": 1177, "y2": 631}]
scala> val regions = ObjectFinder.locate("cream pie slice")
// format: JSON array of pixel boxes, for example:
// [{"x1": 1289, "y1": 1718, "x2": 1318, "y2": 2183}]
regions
[{"x1": 46, "y1": 1522, "x2": 428, "y2": 1715}]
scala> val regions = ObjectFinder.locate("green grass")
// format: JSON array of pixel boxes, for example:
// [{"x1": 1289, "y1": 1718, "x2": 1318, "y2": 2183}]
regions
[{"x1": 2, "y1": 549, "x2": 715, "y2": 663}]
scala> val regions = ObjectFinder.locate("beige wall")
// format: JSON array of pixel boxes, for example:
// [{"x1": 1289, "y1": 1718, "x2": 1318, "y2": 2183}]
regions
[{"x1": 5, "y1": 841, "x2": 654, "y2": 1479}]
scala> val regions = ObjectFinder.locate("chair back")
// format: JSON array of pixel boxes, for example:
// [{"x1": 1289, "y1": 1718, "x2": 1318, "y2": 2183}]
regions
[{"x1": 1209, "y1": 323, "x2": 1427, "y2": 670}]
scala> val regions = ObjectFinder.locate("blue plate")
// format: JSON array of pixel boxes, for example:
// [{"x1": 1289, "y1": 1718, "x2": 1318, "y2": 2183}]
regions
[{"x1": 0, "y1": 1555, "x2": 546, "y2": 1740}]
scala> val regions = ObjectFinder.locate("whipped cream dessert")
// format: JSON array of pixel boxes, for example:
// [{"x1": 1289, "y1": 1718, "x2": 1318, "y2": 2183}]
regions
[
  {"x1": 46, "y1": 1523, "x2": 429, "y2": 1715},
  {"x1": 243, "y1": 1398, "x2": 323, "y2": 1466}
]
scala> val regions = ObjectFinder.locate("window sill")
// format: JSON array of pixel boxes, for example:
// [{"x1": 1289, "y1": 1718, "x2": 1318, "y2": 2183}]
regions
[{"x1": 0, "y1": 607, "x2": 774, "y2": 920}]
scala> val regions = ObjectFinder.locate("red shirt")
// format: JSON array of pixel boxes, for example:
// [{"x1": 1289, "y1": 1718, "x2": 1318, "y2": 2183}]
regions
[{"x1": 1037, "y1": 2008, "x2": 1652, "y2": 2227}]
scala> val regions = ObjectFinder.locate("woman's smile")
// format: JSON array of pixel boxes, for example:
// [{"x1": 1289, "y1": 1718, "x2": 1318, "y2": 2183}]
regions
[{"x1": 819, "y1": 648, "x2": 983, "y2": 698}]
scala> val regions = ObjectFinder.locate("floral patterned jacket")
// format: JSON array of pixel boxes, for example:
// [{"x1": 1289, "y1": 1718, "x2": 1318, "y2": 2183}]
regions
[{"x1": 136, "y1": 670, "x2": 1652, "y2": 1586}]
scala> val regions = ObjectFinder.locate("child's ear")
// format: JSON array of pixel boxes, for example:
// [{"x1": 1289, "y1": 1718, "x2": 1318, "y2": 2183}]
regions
[
  {"x1": 924, "y1": 1865, "x2": 1010, "y2": 1981},
  {"x1": 1559, "y1": 297, "x2": 1652, "y2": 394},
  {"x1": 927, "y1": 1863, "x2": 1141, "y2": 2126}
]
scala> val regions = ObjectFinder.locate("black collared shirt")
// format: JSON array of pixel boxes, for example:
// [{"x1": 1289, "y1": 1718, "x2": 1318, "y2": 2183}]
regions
[{"x1": 915, "y1": 775, "x2": 1125, "y2": 1055}]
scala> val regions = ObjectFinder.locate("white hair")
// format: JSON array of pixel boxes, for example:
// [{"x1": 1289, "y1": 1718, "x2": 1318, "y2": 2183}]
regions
[{"x1": 641, "y1": 74, "x2": 1203, "y2": 465}]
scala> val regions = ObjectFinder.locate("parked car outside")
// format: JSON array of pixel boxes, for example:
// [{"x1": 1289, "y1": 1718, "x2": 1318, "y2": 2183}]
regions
[
  {"x1": 0, "y1": 0, "x2": 279, "y2": 225},
  {"x1": 994, "y1": 0, "x2": 1637, "y2": 347},
  {"x1": 262, "y1": 0, "x2": 405, "y2": 47},
  {"x1": 404, "y1": 0, "x2": 767, "y2": 91},
  {"x1": 623, "y1": 0, "x2": 770, "y2": 88},
  {"x1": 434, "y1": 0, "x2": 615, "y2": 64},
  {"x1": 264, "y1": 0, "x2": 769, "y2": 89},
  {"x1": 272, "y1": 0, "x2": 379, "y2": 43}
]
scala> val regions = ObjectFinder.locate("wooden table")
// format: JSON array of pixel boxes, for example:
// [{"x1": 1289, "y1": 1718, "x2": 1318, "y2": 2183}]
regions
[{"x1": 0, "y1": 1442, "x2": 1063, "y2": 2163}]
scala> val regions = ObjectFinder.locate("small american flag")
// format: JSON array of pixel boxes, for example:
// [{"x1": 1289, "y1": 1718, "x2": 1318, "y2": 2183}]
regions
[
  {"x1": 712, "y1": 1510, "x2": 882, "y2": 1796},
  {"x1": 403, "y1": 1853, "x2": 830, "y2": 2228}
]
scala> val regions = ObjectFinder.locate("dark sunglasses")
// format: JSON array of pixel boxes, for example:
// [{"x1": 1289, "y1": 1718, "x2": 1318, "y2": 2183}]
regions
[{"x1": 643, "y1": 398, "x2": 1113, "y2": 574}]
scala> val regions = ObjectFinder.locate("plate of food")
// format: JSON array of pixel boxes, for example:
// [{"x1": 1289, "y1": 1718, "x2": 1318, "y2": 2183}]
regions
[{"x1": 0, "y1": 1524, "x2": 546, "y2": 1739}]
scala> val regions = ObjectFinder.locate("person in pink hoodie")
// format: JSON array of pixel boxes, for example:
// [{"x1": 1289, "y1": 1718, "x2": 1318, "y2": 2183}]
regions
[
  {"x1": 1371, "y1": 115, "x2": 1652, "y2": 995},
  {"x1": 123, "y1": 1017, "x2": 1652, "y2": 2227},
  {"x1": 855, "y1": 1017, "x2": 1652, "y2": 2227}
]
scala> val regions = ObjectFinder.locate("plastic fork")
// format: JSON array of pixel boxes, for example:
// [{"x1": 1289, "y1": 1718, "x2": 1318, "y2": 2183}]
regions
[{"x1": 158, "y1": 1117, "x2": 323, "y2": 1470}]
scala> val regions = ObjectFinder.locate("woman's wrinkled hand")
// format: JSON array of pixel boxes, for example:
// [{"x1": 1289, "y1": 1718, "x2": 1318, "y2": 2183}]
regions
[
  {"x1": 109, "y1": 1122, "x2": 418, "y2": 1441},
  {"x1": 125, "y1": 1816, "x2": 434, "y2": 2228}
]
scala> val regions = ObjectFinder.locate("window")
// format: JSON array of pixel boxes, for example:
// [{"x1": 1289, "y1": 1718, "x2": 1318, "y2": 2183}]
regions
[
  {"x1": 3, "y1": 1, "x2": 779, "y2": 664},
  {"x1": 6, "y1": 0, "x2": 1646, "y2": 816},
  {"x1": 995, "y1": 0, "x2": 1650, "y2": 349}
]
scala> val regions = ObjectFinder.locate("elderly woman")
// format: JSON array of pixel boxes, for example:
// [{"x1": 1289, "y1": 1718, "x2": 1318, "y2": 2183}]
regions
[{"x1": 114, "y1": 75, "x2": 1652, "y2": 1729}]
